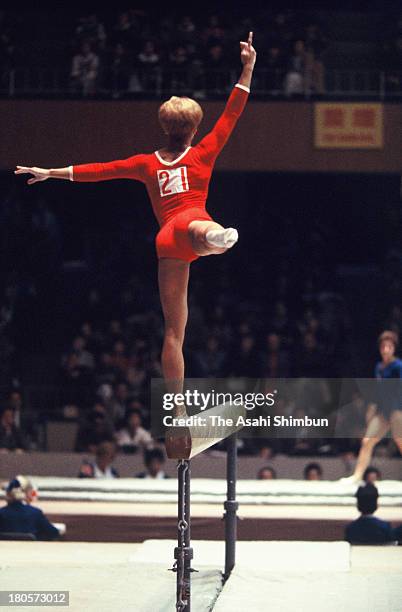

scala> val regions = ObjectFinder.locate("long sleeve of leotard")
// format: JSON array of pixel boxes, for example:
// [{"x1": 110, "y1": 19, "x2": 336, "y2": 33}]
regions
[
  {"x1": 195, "y1": 84, "x2": 249, "y2": 164},
  {"x1": 70, "y1": 154, "x2": 146, "y2": 182}
]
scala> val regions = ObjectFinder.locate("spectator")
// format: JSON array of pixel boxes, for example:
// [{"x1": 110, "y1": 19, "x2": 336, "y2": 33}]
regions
[
  {"x1": 137, "y1": 40, "x2": 160, "y2": 91},
  {"x1": 294, "y1": 332, "x2": 324, "y2": 377},
  {"x1": 60, "y1": 352, "x2": 92, "y2": 410},
  {"x1": 106, "y1": 43, "x2": 130, "y2": 95},
  {"x1": 0, "y1": 476, "x2": 59, "y2": 541},
  {"x1": 304, "y1": 462, "x2": 323, "y2": 480},
  {"x1": 71, "y1": 41, "x2": 100, "y2": 96},
  {"x1": 0, "y1": 405, "x2": 26, "y2": 453},
  {"x1": 363, "y1": 466, "x2": 381, "y2": 484},
  {"x1": 109, "y1": 382, "x2": 130, "y2": 423},
  {"x1": 137, "y1": 448, "x2": 168, "y2": 479},
  {"x1": 257, "y1": 466, "x2": 277, "y2": 480},
  {"x1": 110, "y1": 341, "x2": 129, "y2": 376},
  {"x1": 70, "y1": 335, "x2": 95, "y2": 370},
  {"x1": 75, "y1": 13, "x2": 107, "y2": 49},
  {"x1": 228, "y1": 335, "x2": 260, "y2": 377},
  {"x1": 74, "y1": 403, "x2": 115, "y2": 453},
  {"x1": 345, "y1": 484, "x2": 402, "y2": 544},
  {"x1": 167, "y1": 45, "x2": 190, "y2": 91},
  {"x1": 78, "y1": 441, "x2": 119, "y2": 478},
  {"x1": 265, "y1": 46, "x2": 285, "y2": 94},
  {"x1": 195, "y1": 335, "x2": 226, "y2": 377},
  {"x1": 284, "y1": 39, "x2": 306, "y2": 96},
  {"x1": 116, "y1": 409, "x2": 154, "y2": 452},
  {"x1": 260, "y1": 332, "x2": 291, "y2": 378}
]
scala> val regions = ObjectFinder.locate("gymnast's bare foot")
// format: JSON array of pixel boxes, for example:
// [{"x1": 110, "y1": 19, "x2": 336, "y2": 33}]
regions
[{"x1": 339, "y1": 475, "x2": 361, "y2": 485}]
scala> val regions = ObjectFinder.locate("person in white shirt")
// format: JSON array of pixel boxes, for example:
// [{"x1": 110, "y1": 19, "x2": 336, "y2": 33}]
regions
[
  {"x1": 78, "y1": 441, "x2": 119, "y2": 479},
  {"x1": 116, "y1": 409, "x2": 154, "y2": 452}
]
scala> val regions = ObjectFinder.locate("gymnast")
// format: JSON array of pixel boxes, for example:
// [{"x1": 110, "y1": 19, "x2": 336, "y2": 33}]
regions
[
  {"x1": 343, "y1": 330, "x2": 402, "y2": 483},
  {"x1": 15, "y1": 33, "x2": 257, "y2": 417}
]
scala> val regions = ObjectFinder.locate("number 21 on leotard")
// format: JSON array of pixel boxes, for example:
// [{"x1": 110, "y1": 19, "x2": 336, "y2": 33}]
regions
[{"x1": 157, "y1": 167, "x2": 189, "y2": 197}]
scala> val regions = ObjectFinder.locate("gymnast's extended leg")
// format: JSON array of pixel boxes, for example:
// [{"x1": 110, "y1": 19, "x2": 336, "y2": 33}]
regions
[
  {"x1": 158, "y1": 258, "x2": 190, "y2": 416},
  {"x1": 189, "y1": 220, "x2": 238, "y2": 256}
]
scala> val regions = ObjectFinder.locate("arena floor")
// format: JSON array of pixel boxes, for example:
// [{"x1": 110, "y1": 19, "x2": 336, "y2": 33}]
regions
[{"x1": 1, "y1": 540, "x2": 401, "y2": 612}]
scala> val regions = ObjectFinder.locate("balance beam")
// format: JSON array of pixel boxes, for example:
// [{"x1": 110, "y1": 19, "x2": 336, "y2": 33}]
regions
[
  {"x1": 165, "y1": 402, "x2": 246, "y2": 460},
  {"x1": 166, "y1": 401, "x2": 245, "y2": 611}
]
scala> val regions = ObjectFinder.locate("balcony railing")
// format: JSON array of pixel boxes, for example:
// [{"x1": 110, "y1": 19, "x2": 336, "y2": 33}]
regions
[{"x1": 1, "y1": 67, "x2": 401, "y2": 100}]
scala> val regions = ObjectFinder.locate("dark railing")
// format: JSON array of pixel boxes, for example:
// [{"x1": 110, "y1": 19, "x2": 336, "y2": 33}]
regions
[{"x1": 1, "y1": 67, "x2": 401, "y2": 100}]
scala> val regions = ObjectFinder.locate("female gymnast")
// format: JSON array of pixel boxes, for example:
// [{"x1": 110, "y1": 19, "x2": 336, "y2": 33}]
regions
[
  {"x1": 15, "y1": 33, "x2": 257, "y2": 417},
  {"x1": 343, "y1": 330, "x2": 402, "y2": 483}
]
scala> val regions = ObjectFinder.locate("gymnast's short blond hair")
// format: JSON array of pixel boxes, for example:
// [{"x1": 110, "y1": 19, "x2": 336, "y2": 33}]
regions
[{"x1": 158, "y1": 96, "x2": 203, "y2": 139}]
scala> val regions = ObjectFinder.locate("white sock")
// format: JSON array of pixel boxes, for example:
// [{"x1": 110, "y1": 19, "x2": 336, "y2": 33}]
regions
[{"x1": 206, "y1": 227, "x2": 238, "y2": 249}]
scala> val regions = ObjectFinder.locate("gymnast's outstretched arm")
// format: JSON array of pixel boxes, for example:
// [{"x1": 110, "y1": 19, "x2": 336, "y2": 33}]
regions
[{"x1": 14, "y1": 155, "x2": 146, "y2": 184}]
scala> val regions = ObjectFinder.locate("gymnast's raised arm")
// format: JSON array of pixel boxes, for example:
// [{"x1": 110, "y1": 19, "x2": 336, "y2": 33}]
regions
[
  {"x1": 195, "y1": 31, "x2": 257, "y2": 162},
  {"x1": 14, "y1": 154, "x2": 146, "y2": 184}
]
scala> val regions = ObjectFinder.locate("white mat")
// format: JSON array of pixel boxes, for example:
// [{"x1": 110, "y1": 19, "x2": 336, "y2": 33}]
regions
[{"x1": 129, "y1": 539, "x2": 351, "y2": 572}]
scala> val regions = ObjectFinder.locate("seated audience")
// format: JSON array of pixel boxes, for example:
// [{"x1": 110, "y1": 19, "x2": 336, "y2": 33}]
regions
[
  {"x1": 136, "y1": 448, "x2": 169, "y2": 479},
  {"x1": 78, "y1": 441, "x2": 119, "y2": 478},
  {"x1": 0, "y1": 476, "x2": 59, "y2": 540},
  {"x1": 345, "y1": 484, "x2": 402, "y2": 544},
  {"x1": 257, "y1": 466, "x2": 277, "y2": 480},
  {"x1": 304, "y1": 462, "x2": 323, "y2": 480},
  {"x1": 116, "y1": 409, "x2": 154, "y2": 452}
]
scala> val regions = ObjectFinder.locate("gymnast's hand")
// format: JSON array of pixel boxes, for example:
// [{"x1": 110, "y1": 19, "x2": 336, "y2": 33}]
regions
[
  {"x1": 240, "y1": 31, "x2": 256, "y2": 68},
  {"x1": 14, "y1": 165, "x2": 50, "y2": 185}
]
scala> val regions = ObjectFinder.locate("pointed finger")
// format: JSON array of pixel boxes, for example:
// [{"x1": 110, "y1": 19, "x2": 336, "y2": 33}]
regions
[{"x1": 248, "y1": 31, "x2": 253, "y2": 46}]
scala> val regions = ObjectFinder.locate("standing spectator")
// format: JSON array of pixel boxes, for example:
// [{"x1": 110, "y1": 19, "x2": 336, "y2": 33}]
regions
[
  {"x1": 167, "y1": 45, "x2": 190, "y2": 92},
  {"x1": 136, "y1": 448, "x2": 168, "y2": 479},
  {"x1": 78, "y1": 441, "x2": 119, "y2": 478},
  {"x1": 137, "y1": 40, "x2": 160, "y2": 91},
  {"x1": 304, "y1": 22, "x2": 327, "y2": 94},
  {"x1": 284, "y1": 39, "x2": 306, "y2": 96},
  {"x1": 0, "y1": 405, "x2": 26, "y2": 453},
  {"x1": 0, "y1": 476, "x2": 59, "y2": 541},
  {"x1": 75, "y1": 13, "x2": 107, "y2": 50},
  {"x1": 116, "y1": 409, "x2": 154, "y2": 452},
  {"x1": 71, "y1": 42, "x2": 100, "y2": 96},
  {"x1": 106, "y1": 43, "x2": 130, "y2": 96},
  {"x1": 265, "y1": 46, "x2": 285, "y2": 94},
  {"x1": 304, "y1": 462, "x2": 323, "y2": 480},
  {"x1": 205, "y1": 44, "x2": 227, "y2": 92}
]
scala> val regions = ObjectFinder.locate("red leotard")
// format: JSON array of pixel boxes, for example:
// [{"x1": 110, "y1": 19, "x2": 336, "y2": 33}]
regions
[{"x1": 71, "y1": 84, "x2": 249, "y2": 262}]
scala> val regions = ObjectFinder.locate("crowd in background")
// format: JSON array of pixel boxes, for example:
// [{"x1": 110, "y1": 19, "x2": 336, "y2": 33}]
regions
[
  {"x1": 0, "y1": 168, "x2": 401, "y2": 460},
  {"x1": 0, "y1": 9, "x2": 401, "y2": 97}
]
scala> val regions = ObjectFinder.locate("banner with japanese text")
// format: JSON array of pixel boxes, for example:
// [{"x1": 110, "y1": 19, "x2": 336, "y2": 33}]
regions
[{"x1": 314, "y1": 103, "x2": 383, "y2": 149}]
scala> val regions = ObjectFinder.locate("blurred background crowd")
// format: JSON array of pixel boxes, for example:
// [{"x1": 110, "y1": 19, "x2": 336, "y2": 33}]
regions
[
  {"x1": 0, "y1": 8, "x2": 401, "y2": 98},
  {"x1": 0, "y1": 170, "x2": 400, "y2": 461}
]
